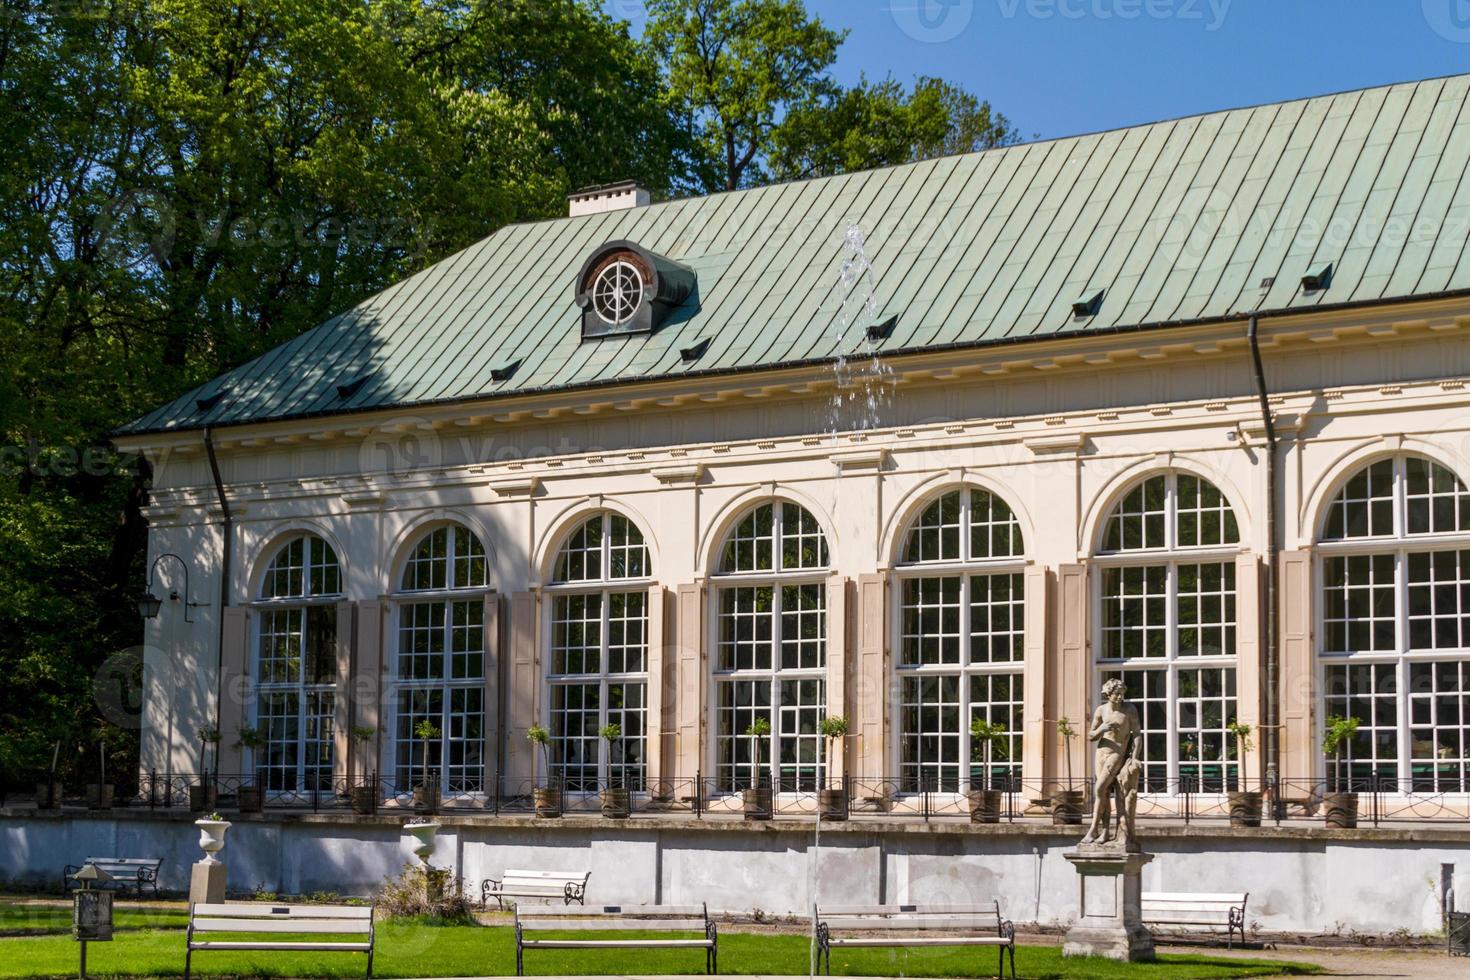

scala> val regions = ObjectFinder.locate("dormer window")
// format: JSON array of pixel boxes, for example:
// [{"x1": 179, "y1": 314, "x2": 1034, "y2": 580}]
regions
[{"x1": 575, "y1": 239, "x2": 696, "y2": 339}]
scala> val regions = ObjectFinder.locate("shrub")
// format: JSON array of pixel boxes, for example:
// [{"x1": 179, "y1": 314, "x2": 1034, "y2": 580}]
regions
[{"x1": 374, "y1": 863, "x2": 476, "y2": 923}]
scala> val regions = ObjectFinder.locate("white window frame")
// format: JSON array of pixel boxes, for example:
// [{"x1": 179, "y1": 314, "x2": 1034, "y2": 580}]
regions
[
  {"x1": 890, "y1": 487, "x2": 1028, "y2": 797},
  {"x1": 248, "y1": 535, "x2": 343, "y2": 799},
  {"x1": 709, "y1": 501, "x2": 831, "y2": 795},
  {"x1": 1315, "y1": 455, "x2": 1470, "y2": 796},
  {"x1": 542, "y1": 512, "x2": 654, "y2": 795},
  {"x1": 387, "y1": 524, "x2": 490, "y2": 799},
  {"x1": 1092, "y1": 472, "x2": 1244, "y2": 797}
]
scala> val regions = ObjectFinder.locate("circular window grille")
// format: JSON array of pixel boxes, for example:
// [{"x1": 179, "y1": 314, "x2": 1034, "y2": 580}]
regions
[{"x1": 591, "y1": 260, "x2": 644, "y2": 325}]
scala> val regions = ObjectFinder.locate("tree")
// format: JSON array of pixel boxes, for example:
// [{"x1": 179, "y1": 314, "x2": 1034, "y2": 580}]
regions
[
  {"x1": 770, "y1": 74, "x2": 1018, "y2": 181},
  {"x1": 646, "y1": 0, "x2": 844, "y2": 191}
]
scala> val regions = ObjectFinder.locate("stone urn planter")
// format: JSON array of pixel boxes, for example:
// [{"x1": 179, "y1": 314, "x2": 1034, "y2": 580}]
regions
[
  {"x1": 742, "y1": 786, "x2": 773, "y2": 821},
  {"x1": 534, "y1": 786, "x2": 563, "y2": 818},
  {"x1": 1324, "y1": 791, "x2": 1358, "y2": 829},
  {"x1": 195, "y1": 817, "x2": 232, "y2": 864},
  {"x1": 404, "y1": 820, "x2": 440, "y2": 866},
  {"x1": 1227, "y1": 790, "x2": 1262, "y2": 828},
  {"x1": 968, "y1": 789, "x2": 1003, "y2": 824},
  {"x1": 1050, "y1": 789, "x2": 1084, "y2": 825},
  {"x1": 601, "y1": 787, "x2": 631, "y2": 819},
  {"x1": 818, "y1": 787, "x2": 848, "y2": 821}
]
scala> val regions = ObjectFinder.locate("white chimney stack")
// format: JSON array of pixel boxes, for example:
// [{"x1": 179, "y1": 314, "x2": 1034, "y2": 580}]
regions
[{"x1": 568, "y1": 181, "x2": 651, "y2": 217}]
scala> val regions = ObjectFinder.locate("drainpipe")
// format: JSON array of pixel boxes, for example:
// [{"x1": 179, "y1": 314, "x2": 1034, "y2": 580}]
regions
[
  {"x1": 204, "y1": 428, "x2": 233, "y2": 743},
  {"x1": 1246, "y1": 315, "x2": 1280, "y2": 800}
]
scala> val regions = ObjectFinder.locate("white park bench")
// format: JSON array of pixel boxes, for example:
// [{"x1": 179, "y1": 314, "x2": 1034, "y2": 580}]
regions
[
  {"x1": 1141, "y1": 892, "x2": 1249, "y2": 948},
  {"x1": 63, "y1": 857, "x2": 163, "y2": 897},
  {"x1": 814, "y1": 902, "x2": 1016, "y2": 979},
  {"x1": 481, "y1": 868, "x2": 590, "y2": 910},
  {"x1": 514, "y1": 903, "x2": 718, "y2": 976},
  {"x1": 185, "y1": 902, "x2": 375, "y2": 980}
]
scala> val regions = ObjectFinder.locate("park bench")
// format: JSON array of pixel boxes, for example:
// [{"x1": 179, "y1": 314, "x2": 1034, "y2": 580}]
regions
[
  {"x1": 514, "y1": 903, "x2": 718, "y2": 976},
  {"x1": 1140, "y1": 892, "x2": 1249, "y2": 947},
  {"x1": 482, "y1": 868, "x2": 591, "y2": 910},
  {"x1": 184, "y1": 902, "x2": 375, "y2": 980},
  {"x1": 814, "y1": 902, "x2": 1016, "y2": 978},
  {"x1": 63, "y1": 857, "x2": 163, "y2": 897}
]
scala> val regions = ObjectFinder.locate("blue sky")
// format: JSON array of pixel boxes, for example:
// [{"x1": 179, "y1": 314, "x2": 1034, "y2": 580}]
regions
[{"x1": 609, "y1": 1, "x2": 1470, "y2": 141}]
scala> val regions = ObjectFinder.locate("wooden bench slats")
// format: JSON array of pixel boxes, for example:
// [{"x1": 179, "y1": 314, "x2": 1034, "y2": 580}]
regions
[
  {"x1": 514, "y1": 903, "x2": 716, "y2": 977},
  {"x1": 192, "y1": 903, "x2": 372, "y2": 919},
  {"x1": 1143, "y1": 893, "x2": 1246, "y2": 903},
  {"x1": 820, "y1": 903, "x2": 1002, "y2": 916},
  {"x1": 191, "y1": 918, "x2": 373, "y2": 934},
  {"x1": 828, "y1": 936, "x2": 1011, "y2": 947},
  {"x1": 483, "y1": 870, "x2": 591, "y2": 909},
  {"x1": 187, "y1": 903, "x2": 376, "y2": 980},
  {"x1": 815, "y1": 902, "x2": 1014, "y2": 979},
  {"x1": 1139, "y1": 892, "x2": 1248, "y2": 948},
  {"x1": 64, "y1": 857, "x2": 163, "y2": 897},
  {"x1": 520, "y1": 918, "x2": 708, "y2": 932},
  {"x1": 815, "y1": 916, "x2": 1002, "y2": 930}
]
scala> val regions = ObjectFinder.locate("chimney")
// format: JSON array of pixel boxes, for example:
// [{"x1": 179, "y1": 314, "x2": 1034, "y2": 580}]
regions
[{"x1": 568, "y1": 180, "x2": 650, "y2": 217}]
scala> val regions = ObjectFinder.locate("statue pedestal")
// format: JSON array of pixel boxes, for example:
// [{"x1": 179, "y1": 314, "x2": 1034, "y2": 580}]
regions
[
  {"x1": 1061, "y1": 848, "x2": 1155, "y2": 962},
  {"x1": 189, "y1": 860, "x2": 226, "y2": 905}
]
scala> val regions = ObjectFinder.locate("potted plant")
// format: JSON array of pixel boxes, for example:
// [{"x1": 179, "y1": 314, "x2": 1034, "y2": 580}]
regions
[
  {"x1": 1323, "y1": 714, "x2": 1361, "y2": 829},
  {"x1": 194, "y1": 811, "x2": 232, "y2": 864},
  {"x1": 191, "y1": 728, "x2": 220, "y2": 812},
  {"x1": 235, "y1": 727, "x2": 266, "y2": 812},
  {"x1": 818, "y1": 715, "x2": 849, "y2": 820},
  {"x1": 1051, "y1": 716, "x2": 1083, "y2": 825},
  {"x1": 88, "y1": 731, "x2": 114, "y2": 810},
  {"x1": 350, "y1": 726, "x2": 378, "y2": 815},
  {"x1": 968, "y1": 717, "x2": 1008, "y2": 824},
  {"x1": 528, "y1": 725, "x2": 561, "y2": 817},
  {"x1": 413, "y1": 719, "x2": 441, "y2": 813},
  {"x1": 1226, "y1": 720, "x2": 1261, "y2": 828},
  {"x1": 600, "y1": 723, "x2": 631, "y2": 818},
  {"x1": 743, "y1": 717, "x2": 773, "y2": 820}
]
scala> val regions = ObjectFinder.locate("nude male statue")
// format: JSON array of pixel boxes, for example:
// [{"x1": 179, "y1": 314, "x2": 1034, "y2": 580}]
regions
[{"x1": 1079, "y1": 678, "x2": 1143, "y2": 849}]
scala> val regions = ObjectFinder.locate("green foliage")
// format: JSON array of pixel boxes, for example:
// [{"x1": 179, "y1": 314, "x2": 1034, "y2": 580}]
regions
[
  {"x1": 744, "y1": 716, "x2": 772, "y2": 738},
  {"x1": 1056, "y1": 716, "x2": 1077, "y2": 740},
  {"x1": 1323, "y1": 714, "x2": 1360, "y2": 759},
  {"x1": 599, "y1": 723, "x2": 622, "y2": 742},
  {"x1": 526, "y1": 725, "x2": 550, "y2": 746},
  {"x1": 770, "y1": 74, "x2": 1017, "y2": 180},
  {"x1": 351, "y1": 726, "x2": 376, "y2": 743},
  {"x1": 969, "y1": 717, "x2": 1008, "y2": 759},
  {"x1": 818, "y1": 715, "x2": 848, "y2": 740},
  {"x1": 1228, "y1": 719, "x2": 1254, "y2": 753},
  {"x1": 414, "y1": 720, "x2": 442, "y2": 742},
  {"x1": 374, "y1": 863, "x2": 476, "y2": 924},
  {"x1": 235, "y1": 727, "x2": 266, "y2": 750}
]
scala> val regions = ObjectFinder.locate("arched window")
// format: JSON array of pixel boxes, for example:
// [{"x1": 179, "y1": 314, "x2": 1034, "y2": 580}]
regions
[
  {"x1": 392, "y1": 524, "x2": 488, "y2": 796},
  {"x1": 895, "y1": 488, "x2": 1025, "y2": 793},
  {"x1": 546, "y1": 513, "x2": 652, "y2": 792},
  {"x1": 1318, "y1": 455, "x2": 1470, "y2": 793},
  {"x1": 712, "y1": 501, "x2": 829, "y2": 793},
  {"x1": 1095, "y1": 473, "x2": 1241, "y2": 794},
  {"x1": 255, "y1": 535, "x2": 342, "y2": 793}
]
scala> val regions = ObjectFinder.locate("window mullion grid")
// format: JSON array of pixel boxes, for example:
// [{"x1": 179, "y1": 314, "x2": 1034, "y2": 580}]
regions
[
  {"x1": 959, "y1": 573, "x2": 972, "y2": 794},
  {"x1": 599, "y1": 586, "x2": 612, "y2": 783},
  {"x1": 1165, "y1": 559, "x2": 1180, "y2": 795}
]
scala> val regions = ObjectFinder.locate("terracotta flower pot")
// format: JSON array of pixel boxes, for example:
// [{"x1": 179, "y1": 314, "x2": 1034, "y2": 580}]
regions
[
  {"x1": 1050, "y1": 789, "x2": 1084, "y2": 825},
  {"x1": 1324, "y1": 791, "x2": 1358, "y2": 829},
  {"x1": 86, "y1": 784, "x2": 114, "y2": 811},
  {"x1": 189, "y1": 784, "x2": 217, "y2": 813},
  {"x1": 968, "y1": 789, "x2": 1003, "y2": 824},
  {"x1": 237, "y1": 786, "x2": 264, "y2": 813},
  {"x1": 818, "y1": 787, "x2": 848, "y2": 821},
  {"x1": 1227, "y1": 791, "x2": 1262, "y2": 828},
  {"x1": 351, "y1": 785, "x2": 378, "y2": 815},
  {"x1": 413, "y1": 782, "x2": 440, "y2": 814},
  {"x1": 534, "y1": 786, "x2": 563, "y2": 818},
  {"x1": 35, "y1": 782, "x2": 61, "y2": 809},
  {"x1": 601, "y1": 787, "x2": 631, "y2": 819},
  {"x1": 743, "y1": 786, "x2": 773, "y2": 821}
]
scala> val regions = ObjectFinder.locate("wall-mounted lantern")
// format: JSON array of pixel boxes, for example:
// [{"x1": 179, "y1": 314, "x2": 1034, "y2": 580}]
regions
[{"x1": 136, "y1": 553, "x2": 204, "y2": 622}]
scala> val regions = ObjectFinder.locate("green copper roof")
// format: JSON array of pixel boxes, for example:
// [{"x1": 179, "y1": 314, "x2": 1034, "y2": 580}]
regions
[{"x1": 122, "y1": 74, "x2": 1470, "y2": 436}]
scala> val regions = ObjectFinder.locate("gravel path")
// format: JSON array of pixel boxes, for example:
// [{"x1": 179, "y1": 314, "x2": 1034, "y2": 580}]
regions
[{"x1": 1154, "y1": 943, "x2": 1462, "y2": 979}]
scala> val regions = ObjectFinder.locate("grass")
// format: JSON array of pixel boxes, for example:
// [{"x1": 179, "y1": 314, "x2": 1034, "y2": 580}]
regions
[{"x1": 0, "y1": 904, "x2": 1321, "y2": 979}]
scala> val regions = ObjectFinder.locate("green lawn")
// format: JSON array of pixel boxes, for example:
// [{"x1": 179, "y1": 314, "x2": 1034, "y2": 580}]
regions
[
  {"x1": 0, "y1": 904, "x2": 1319, "y2": 979},
  {"x1": 0, "y1": 903, "x2": 189, "y2": 937}
]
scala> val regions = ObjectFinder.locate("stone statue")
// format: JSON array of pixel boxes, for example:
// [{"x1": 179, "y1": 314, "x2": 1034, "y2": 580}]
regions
[{"x1": 1080, "y1": 678, "x2": 1143, "y2": 849}]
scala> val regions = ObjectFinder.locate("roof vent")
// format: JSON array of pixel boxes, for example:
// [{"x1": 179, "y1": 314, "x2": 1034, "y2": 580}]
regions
[
  {"x1": 1301, "y1": 263, "x2": 1333, "y2": 293},
  {"x1": 335, "y1": 377, "x2": 367, "y2": 400},
  {"x1": 568, "y1": 181, "x2": 650, "y2": 217},
  {"x1": 490, "y1": 359, "x2": 521, "y2": 383},
  {"x1": 865, "y1": 315, "x2": 897, "y2": 343},
  {"x1": 680, "y1": 338, "x2": 711, "y2": 363},
  {"x1": 196, "y1": 389, "x2": 228, "y2": 412},
  {"x1": 1071, "y1": 290, "x2": 1104, "y2": 319}
]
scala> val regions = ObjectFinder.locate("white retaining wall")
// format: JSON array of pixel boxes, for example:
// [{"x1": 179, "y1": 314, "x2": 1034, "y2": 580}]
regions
[{"x1": 3, "y1": 812, "x2": 1466, "y2": 937}]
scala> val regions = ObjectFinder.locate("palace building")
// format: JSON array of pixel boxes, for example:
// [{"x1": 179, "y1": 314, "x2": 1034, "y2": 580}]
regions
[{"x1": 113, "y1": 72, "x2": 1470, "y2": 827}]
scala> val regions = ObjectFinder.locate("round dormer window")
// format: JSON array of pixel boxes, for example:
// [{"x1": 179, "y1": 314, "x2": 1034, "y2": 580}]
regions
[{"x1": 591, "y1": 260, "x2": 644, "y2": 325}]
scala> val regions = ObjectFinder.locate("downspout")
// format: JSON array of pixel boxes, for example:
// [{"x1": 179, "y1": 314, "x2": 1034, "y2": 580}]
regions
[
  {"x1": 1246, "y1": 315, "x2": 1281, "y2": 801},
  {"x1": 204, "y1": 428, "x2": 233, "y2": 745}
]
